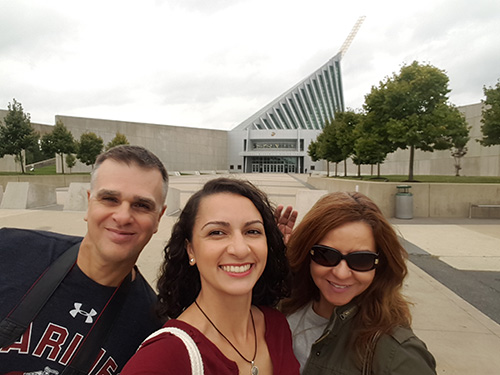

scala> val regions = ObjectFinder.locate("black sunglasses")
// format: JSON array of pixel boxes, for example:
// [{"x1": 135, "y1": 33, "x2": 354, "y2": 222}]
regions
[{"x1": 310, "y1": 244, "x2": 379, "y2": 272}]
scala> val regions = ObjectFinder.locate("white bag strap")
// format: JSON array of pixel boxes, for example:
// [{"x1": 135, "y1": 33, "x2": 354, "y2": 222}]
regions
[{"x1": 139, "y1": 327, "x2": 204, "y2": 375}]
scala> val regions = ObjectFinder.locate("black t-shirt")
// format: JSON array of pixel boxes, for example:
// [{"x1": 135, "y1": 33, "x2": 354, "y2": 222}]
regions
[{"x1": 0, "y1": 228, "x2": 162, "y2": 374}]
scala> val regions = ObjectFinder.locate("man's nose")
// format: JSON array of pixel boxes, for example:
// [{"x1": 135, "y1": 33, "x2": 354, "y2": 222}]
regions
[{"x1": 112, "y1": 203, "x2": 133, "y2": 224}]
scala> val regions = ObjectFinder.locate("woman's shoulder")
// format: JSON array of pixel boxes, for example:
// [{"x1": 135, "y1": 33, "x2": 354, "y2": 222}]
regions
[
  {"x1": 121, "y1": 320, "x2": 195, "y2": 374},
  {"x1": 375, "y1": 326, "x2": 437, "y2": 374}
]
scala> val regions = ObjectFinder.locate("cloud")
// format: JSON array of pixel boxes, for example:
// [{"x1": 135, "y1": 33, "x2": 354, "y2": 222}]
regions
[{"x1": 0, "y1": 0, "x2": 499, "y2": 129}]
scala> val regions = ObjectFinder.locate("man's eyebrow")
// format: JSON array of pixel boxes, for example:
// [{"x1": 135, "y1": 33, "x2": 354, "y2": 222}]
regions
[
  {"x1": 135, "y1": 196, "x2": 157, "y2": 209},
  {"x1": 95, "y1": 189, "x2": 119, "y2": 198}
]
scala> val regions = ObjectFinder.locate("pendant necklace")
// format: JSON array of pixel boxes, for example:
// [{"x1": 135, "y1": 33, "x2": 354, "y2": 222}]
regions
[{"x1": 195, "y1": 300, "x2": 259, "y2": 375}]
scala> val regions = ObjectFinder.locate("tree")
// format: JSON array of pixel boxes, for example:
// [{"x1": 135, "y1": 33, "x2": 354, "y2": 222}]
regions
[
  {"x1": 41, "y1": 120, "x2": 76, "y2": 174},
  {"x1": 353, "y1": 111, "x2": 397, "y2": 177},
  {"x1": 333, "y1": 111, "x2": 361, "y2": 176},
  {"x1": 0, "y1": 99, "x2": 38, "y2": 173},
  {"x1": 65, "y1": 153, "x2": 77, "y2": 173},
  {"x1": 478, "y1": 80, "x2": 500, "y2": 146},
  {"x1": 451, "y1": 142, "x2": 468, "y2": 177},
  {"x1": 308, "y1": 121, "x2": 343, "y2": 176},
  {"x1": 106, "y1": 131, "x2": 130, "y2": 150},
  {"x1": 77, "y1": 132, "x2": 103, "y2": 168},
  {"x1": 364, "y1": 61, "x2": 468, "y2": 181}
]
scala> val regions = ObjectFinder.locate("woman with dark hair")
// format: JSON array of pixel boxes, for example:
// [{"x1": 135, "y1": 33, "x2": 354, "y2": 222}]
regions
[
  {"x1": 281, "y1": 192, "x2": 436, "y2": 375},
  {"x1": 122, "y1": 177, "x2": 299, "y2": 374}
]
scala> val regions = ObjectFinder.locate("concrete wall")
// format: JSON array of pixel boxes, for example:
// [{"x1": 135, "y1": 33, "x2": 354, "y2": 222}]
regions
[
  {"x1": 56, "y1": 115, "x2": 228, "y2": 174},
  {"x1": 307, "y1": 176, "x2": 500, "y2": 218},
  {"x1": 329, "y1": 103, "x2": 500, "y2": 178},
  {"x1": 0, "y1": 175, "x2": 91, "y2": 190}
]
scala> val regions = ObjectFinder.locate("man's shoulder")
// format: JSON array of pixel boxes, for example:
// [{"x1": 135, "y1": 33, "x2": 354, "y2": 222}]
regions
[
  {"x1": 0, "y1": 228, "x2": 82, "y2": 248},
  {"x1": 0, "y1": 228, "x2": 83, "y2": 267}
]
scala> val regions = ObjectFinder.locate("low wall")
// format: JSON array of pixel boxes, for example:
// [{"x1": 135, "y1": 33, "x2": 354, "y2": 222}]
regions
[
  {"x1": 0, "y1": 182, "x2": 57, "y2": 209},
  {"x1": 0, "y1": 175, "x2": 91, "y2": 190},
  {"x1": 307, "y1": 177, "x2": 500, "y2": 218}
]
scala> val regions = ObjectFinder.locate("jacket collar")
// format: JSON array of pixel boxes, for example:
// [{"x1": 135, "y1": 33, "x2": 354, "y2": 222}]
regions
[{"x1": 315, "y1": 301, "x2": 359, "y2": 344}]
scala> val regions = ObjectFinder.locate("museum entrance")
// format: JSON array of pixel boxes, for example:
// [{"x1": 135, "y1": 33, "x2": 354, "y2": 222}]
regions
[{"x1": 249, "y1": 156, "x2": 299, "y2": 173}]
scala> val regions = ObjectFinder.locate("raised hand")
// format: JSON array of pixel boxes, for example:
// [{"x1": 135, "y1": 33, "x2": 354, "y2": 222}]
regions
[{"x1": 274, "y1": 205, "x2": 298, "y2": 245}]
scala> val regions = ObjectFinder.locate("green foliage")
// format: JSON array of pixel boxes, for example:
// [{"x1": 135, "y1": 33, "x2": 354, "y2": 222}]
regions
[
  {"x1": 106, "y1": 132, "x2": 130, "y2": 150},
  {"x1": 319, "y1": 120, "x2": 344, "y2": 163},
  {"x1": 0, "y1": 99, "x2": 39, "y2": 174},
  {"x1": 77, "y1": 132, "x2": 103, "y2": 168},
  {"x1": 25, "y1": 142, "x2": 46, "y2": 165},
  {"x1": 363, "y1": 61, "x2": 469, "y2": 181},
  {"x1": 450, "y1": 123, "x2": 470, "y2": 177},
  {"x1": 41, "y1": 119, "x2": 76, "y2": 174},
  {"x1": 308, "y1": 112, "x2": 362, "y2": 176},
  {"x1": 479, "y1": 80, "x2": 500, "y2": 146},
  {"x1": 307, "y1": 140, "x2": 320, "y2": 162},
  {"x1": 65, "y1": 153, "x2": 77, "y2": 172}
]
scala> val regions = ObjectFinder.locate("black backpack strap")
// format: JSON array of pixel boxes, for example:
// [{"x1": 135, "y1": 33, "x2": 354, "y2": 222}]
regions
[
  {"x1": 62, "y1": 272, "x2": 132, "y2": 375},
  {"x1": 0, "y1": 242, "x2": 81, "y2": 348}
]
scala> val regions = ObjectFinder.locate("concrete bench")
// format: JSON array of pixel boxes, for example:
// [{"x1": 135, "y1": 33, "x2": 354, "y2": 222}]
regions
[
  {"x1": 0, "y1": 182, "x2": 56, "y2": 209},
  {"x1": 63, "y1": 183, "x2": 90, "y2": 211},
  {"x1": 469, "y1": 204, "x2": 500, "y2": 218}
]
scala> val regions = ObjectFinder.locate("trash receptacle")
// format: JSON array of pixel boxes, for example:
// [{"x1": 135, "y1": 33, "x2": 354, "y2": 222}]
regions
[{"x1": 395, "y1": 185, "x2": 413, "y2": 219}]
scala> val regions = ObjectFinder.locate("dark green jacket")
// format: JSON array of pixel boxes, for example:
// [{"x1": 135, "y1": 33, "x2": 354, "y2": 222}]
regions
[{"x1": 302, "y1": 302, "x2": 436, "y2": 375}]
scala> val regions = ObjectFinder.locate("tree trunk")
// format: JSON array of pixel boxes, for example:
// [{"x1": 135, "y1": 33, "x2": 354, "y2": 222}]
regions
[
  {"x1": 357, "y1": 164, "x2": 361, "y2": 177},
  {"x1": 327, "y1": 161, "x2": 330, "y2": 176},
  {"x1": 344, "y1": 159, "x2": 347, "y2": 177},
  {"x1": 60, "y1": 154, "x2": 65, "y2": 174},
  {"x1": 377, "y1": 163, "x2": 381, "y2": 178},
  {"x1": 335, "y1": 163, "x2": 338, "y2": 177},
  {"x1": 18, "y1": 152, "x2": 25, "y2": 174},
  {"x1": 408, "y1": 146, "x2": 415, "y2": 181}
]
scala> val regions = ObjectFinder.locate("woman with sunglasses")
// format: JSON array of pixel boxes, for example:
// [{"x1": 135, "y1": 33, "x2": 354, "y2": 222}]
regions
[{"x1": 281, "y1": 191, "x2": 436, "y2": 375}]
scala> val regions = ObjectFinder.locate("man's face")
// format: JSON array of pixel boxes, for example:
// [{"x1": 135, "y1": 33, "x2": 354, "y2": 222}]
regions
[{"x1": 84, "y1": 159, "x2": 166, "y2": 269}]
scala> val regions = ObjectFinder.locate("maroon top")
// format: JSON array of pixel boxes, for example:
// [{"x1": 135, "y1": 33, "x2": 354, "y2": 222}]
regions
[{"x1": 122, "y1": 306, "x2": 300, "y2": 375}]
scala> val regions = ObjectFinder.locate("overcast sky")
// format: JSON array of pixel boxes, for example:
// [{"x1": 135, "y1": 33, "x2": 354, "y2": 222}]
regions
[{"x1": 1, "y1": 0, "x2": 499, "y2": 130}]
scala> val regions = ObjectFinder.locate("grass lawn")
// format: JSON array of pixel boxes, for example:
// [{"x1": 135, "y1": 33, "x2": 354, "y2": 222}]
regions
[
  {"x1": 336, "y1": 175, "x2": 500, "y2": 183},
  {"x1": 0, "y1": 165, "x2": 57, "y2": 175},
  {"x1": 0, "y1": 165, "x2": 87, "y2": 176}
]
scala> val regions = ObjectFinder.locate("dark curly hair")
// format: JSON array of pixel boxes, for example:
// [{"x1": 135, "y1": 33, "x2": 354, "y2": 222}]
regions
[{"x1": 157, "y1": 177, "x2": 291, "y2": 319}]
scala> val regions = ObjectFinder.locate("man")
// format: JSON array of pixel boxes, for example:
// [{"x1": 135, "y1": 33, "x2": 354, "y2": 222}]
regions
[{"x1": 0, "y1": 145, "x2": 168, "y2": 374}]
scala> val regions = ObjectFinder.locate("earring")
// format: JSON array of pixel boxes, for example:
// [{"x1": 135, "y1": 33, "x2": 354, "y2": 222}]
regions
[{"x1": 189, "y1": 258, "x2": 195, "y2": 265}]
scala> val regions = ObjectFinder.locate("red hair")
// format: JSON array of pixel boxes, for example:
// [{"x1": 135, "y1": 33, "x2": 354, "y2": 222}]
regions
[{"x1": 281, "y1": 192, "x2": 411, "y2": 360}]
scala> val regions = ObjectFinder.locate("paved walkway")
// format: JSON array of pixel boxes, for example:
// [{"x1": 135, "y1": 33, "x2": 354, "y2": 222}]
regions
[{"x1": 1, "y1": 173, "x2": 499, "y2": 374}]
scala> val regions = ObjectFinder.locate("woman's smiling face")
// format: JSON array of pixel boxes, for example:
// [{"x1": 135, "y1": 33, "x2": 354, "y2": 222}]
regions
[
  {"x1": 186, "y1": 192, "x2": 268, "y2": 299},
  {"x1": 310, "y1": 221, "x2": 376, "y2": 318}
]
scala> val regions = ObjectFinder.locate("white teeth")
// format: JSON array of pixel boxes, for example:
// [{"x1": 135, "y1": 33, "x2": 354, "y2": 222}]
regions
[
  {"x1": 329, "y1": 281, "x2": 348, "y2": 289},
  {"x1": 221, "y1": 264, "x2": 251, "y2": 273}
]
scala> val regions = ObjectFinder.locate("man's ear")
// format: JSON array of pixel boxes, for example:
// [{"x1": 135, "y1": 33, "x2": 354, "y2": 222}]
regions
[
  {"x1": 84, "y1": 189, "x2": 91, "y2": 222},
  {"x1": 153, "y1": 205, "x2": 167, "y2": 234}
]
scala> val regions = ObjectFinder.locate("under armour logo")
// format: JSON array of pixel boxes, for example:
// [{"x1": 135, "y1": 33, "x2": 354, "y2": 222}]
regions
[{"x1": 69, "y1": 303, "x2": 97, "y2": 324}]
